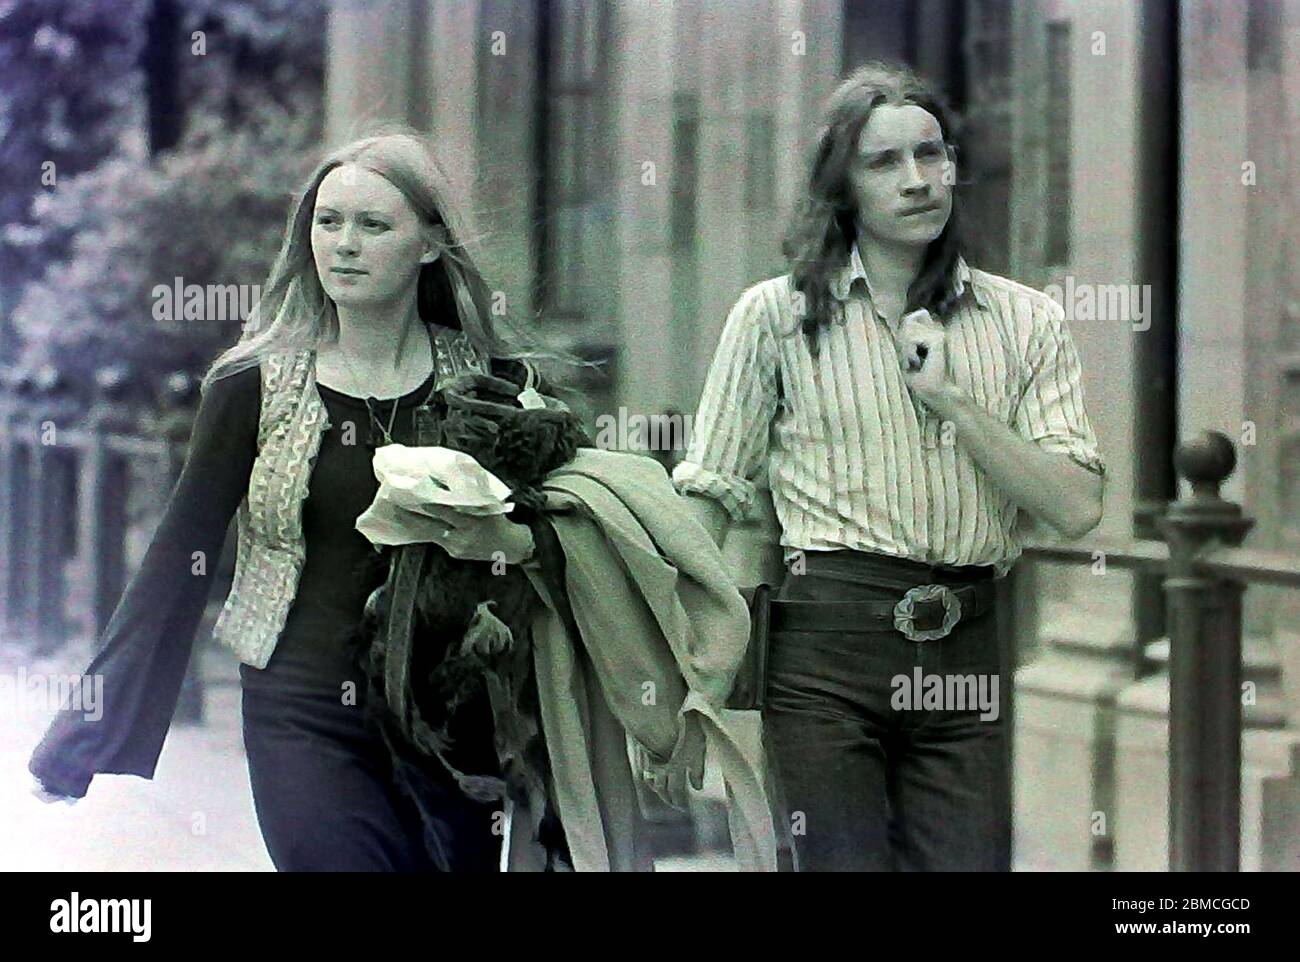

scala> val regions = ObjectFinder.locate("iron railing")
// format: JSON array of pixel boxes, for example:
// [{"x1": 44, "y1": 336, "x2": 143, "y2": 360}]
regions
[{"x1": 1020, "y1": 430, "x2": 1300, "y2": 872}]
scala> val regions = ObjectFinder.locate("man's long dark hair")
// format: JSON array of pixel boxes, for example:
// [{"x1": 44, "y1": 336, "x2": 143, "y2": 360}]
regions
[{"x1": 782, "y1": 61, "x2": 970, "y2": 349}]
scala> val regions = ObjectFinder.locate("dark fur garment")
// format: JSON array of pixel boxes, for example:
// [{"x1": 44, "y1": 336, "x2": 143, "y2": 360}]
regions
[{"x1": 347, "y1": 364, "x2": 588, "y2": 871}]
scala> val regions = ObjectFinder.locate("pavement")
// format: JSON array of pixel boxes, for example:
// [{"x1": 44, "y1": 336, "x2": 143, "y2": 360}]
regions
[
  {"x1": 1, "y1": 640, "x2": 273, "y2": 872},
  {"x1": 1, "y1": 638, "x2": 737, "y2": 872}
]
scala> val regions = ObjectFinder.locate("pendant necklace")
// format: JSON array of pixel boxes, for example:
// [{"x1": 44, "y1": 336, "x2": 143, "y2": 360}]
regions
[
  {"x1": 367, "y1": 394, "x2": 401, "y2": 447},
  {"x1": 336, "y1": 332, "x2": 432, "y2": 448}
]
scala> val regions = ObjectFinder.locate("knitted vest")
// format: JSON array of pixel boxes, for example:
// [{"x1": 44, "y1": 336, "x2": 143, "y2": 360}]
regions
[{"x1": 213, "y1": 328, "x2": 485, "y2": 668}]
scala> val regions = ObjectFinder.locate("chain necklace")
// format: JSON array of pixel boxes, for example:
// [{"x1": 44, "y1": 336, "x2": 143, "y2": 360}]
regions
[
  {"x1": 367, "y1": 392, "x2": 402, "y2": 447},
  {"x1": 332, "y1": 325, "x2": 436, "y2": 448}
]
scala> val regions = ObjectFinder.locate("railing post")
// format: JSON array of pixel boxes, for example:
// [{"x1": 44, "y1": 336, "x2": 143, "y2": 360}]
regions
[
  {"x1": 31, "y1": 365, "x2": 78, "y2": 654},
  {"x1": 1159, "y1": 431, "x2": 1254, "y2": 871},
  {"x1": 4, "y1": 368, "x2": 38, "y2": 642},
  {"x1": 1132, "y1": 499, "x2": 1169, "y2": 678},
  {"x1": 0, "y1": 366, "x2": 17, "y2": 639},
  {"x1": 157, "y1": 371, "x2": 204, "y2": 724},
  {"x1": 82, "y1": 366, "x2": 134, "y2": 639}
]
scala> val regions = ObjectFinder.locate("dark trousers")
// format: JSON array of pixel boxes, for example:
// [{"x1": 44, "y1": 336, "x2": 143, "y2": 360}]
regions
[
  {"x1": 239, "y1": 665, "x2": 502, "y2": 872},
  {"x1": 764, "y1": 551, "x2": 1012, "y2": 872}
]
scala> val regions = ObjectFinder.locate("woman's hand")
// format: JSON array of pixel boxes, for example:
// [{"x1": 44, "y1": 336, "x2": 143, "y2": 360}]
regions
[
  {"x1": 420, "y1": 504, "x2": 536, "y2": 565},
  {"x1": 30, "y1": 776, "x2": 78, "y2": 806}
]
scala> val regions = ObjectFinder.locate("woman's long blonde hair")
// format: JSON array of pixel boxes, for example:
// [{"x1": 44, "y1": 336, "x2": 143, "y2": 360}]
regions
[{"x1": 202, "y1": 130, "x2": 523, "y2": 391}]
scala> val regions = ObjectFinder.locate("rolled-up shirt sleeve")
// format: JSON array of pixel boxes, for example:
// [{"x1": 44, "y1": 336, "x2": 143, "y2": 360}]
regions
[
  {"x1": 1013, "y1": 298, "x2": 1106, "y2": 476},
  {"x1": 673, "y1": 284, "x2": 781, "y2": 521}
]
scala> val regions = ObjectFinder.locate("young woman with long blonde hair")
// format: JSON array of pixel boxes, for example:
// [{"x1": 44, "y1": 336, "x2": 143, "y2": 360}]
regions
[{"x1": 31, "y1": 132, "x2": 545, "y2": 871}]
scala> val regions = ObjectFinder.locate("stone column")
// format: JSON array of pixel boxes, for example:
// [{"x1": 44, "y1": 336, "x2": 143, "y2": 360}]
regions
[
  {"x1": 708, "y1": 0, "x2": 843, "y2": 591},
  {"x1": 325, "y1": 0, "x2": 425, "y2": 147},
  {"x1": 471, "y1": 1, "x2": 540, "y2": 328},
  {"x1": 421, "y1": 0, "x2": 482, "y2": 197},
  {"x1": 1009, "y1": 0, "x2": 1160, "y2": 871},
  {"x1": 1111, "y1": 0, "x2": 1300, "y2": 873},
  {"x1": 607, "y1": 0, "x2": 676, "y2": 418},
  {"x1": 689, "y1": 0, "x2": 753, "y2": 396}
]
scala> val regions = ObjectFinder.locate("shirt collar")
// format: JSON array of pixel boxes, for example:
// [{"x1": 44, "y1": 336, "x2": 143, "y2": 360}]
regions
[
  {"x1": 827, "y1": 241, "x2": 872, "y2": 302},
  {"x1": 951, "y1": 254, "x2": 990, "y2": 310},
  {"x1": 829, "y1": 243, "x2": 990, "y2": 312}
]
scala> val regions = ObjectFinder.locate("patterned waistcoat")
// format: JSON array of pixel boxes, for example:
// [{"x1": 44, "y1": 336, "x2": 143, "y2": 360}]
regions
[{"x1": 213, "y1": 327, "x2": 483, "y2": 668}]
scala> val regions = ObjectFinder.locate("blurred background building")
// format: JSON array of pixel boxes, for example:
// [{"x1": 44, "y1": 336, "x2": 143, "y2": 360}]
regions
[{"x1": 1, "y1": 0, "x2": 1297, "y2": 870}]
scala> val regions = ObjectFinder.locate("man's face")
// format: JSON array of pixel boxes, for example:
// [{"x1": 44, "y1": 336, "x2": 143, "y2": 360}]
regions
[{"x1": 849, "y1": 103, "x2": 954, "y2": 250}]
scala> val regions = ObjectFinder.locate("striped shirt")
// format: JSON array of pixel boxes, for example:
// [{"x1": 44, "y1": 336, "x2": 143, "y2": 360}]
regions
[{"x1": 672, "y1": 244, "x2": 1105, "y2": 572}]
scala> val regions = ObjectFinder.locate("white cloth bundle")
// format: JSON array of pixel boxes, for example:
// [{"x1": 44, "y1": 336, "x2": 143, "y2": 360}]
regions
[{"x1": 355, "y1": 444, "x2": 514, "y2": 547}]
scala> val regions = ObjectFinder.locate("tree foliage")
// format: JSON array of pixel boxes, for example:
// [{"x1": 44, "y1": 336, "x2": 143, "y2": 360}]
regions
[
  {"x1": 2, "y1": 0, "x2": 327, "y2": 397},
  {"x1": 0, "y1": 0, "x2": 150, "y2": 285},
  {"x1": 11, "y1": 104, "x2": 318, "y2": 395}
]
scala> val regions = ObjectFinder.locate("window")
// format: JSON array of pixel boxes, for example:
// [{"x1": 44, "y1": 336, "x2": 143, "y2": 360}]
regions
[
  {"x1": 1044, "y1": 21, "x2": 1072, "y2": 265},
  {"x1": 743, "y1": 113, "x2": 775, "y2": 212},
  {"x1": 534, "y1": 0, "x2": 609, "y2": 321},
  {"x1": 671, "y1": 92, "x2": 699, "y2": 251}
]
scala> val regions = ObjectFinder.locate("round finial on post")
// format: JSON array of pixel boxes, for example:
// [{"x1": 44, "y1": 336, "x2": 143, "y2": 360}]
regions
[
  {"x1": 1174, "y1": 430, "x2": 1236, "y2": 500},
  {"x1": 160, "y1": 370, "x2": 197, "y2": 408},
  {"x1": 33, "y1": 364, "x2": 63, "y2": 396},
  {"x1": 94, "y1": 364, "x2": 131, "y2": 401},
  {"x1": 156, "y1": 371, "x2": 200, "y2": 444}
]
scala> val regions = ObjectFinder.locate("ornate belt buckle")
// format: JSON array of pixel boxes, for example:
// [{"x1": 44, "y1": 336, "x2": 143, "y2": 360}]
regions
[{"x1": 893, "y1": 584, "x2": 962, "y2": 642}]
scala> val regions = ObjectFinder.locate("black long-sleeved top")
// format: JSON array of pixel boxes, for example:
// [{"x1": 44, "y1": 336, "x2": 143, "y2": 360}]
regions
[{"x1": 30, "y1": 362, "x2": 442, "y2": 798}]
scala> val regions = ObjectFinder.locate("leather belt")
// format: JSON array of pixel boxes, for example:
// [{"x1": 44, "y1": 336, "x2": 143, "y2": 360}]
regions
[{"x1": 770, "y1": 580, "x2": 998, "y2": 642}]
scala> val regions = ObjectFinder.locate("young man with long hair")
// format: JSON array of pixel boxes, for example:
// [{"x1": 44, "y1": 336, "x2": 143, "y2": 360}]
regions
[{"x1": 675, "y1": 62, "x2": 1105, "y2": 871}]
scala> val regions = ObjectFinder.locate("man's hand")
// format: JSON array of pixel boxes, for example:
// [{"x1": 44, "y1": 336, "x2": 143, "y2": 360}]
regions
[
  {"x1": 906, "y1": 380, "x2": 1103, "y2": 541},
  {"x1": 892, "y1": 308, "x2": 1102, "y2": 540},
  {"x1": 896, "y1": 308, "x2": 950, "y2": 408},
  {"x1": 420, "y1": 505, "x2": 536, "y2": 564}
]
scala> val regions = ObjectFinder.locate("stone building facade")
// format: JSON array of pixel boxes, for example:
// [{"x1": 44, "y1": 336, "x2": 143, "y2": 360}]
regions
[{"x1": 322, "y1": 0, "x2": 1300, "y2": 870}]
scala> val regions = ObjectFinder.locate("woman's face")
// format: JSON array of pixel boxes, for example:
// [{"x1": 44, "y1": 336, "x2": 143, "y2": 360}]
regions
[
  {"x1": 848, "y1": 103, "x2": 953, "y2": 250},
  {"x1": 311, "y1": 164, "x2": 439, "y2": 310}
]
